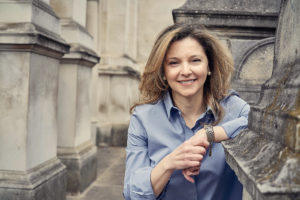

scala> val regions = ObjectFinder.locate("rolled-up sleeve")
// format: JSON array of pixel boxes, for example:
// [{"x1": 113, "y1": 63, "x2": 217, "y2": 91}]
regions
[
  {"x1": 220, "y1": 96, "x2": 250, "y2": 139},
  {"x1": 123, "y1": 112, "x2": 156, "y2": 200}
]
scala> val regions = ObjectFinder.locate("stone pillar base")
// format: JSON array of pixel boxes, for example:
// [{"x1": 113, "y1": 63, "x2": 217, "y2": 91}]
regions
[
  {"x1": 97, "y1": 123, "x2": 128, "y2": 147},
  {"x1": 58, "y1": 141, "x2": 97, "y2": 196},
  {"x1": 0, "y1": 159, "x2": 66, "y2": 200}
]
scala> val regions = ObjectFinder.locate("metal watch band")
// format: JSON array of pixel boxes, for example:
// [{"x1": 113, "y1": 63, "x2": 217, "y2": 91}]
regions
[{"x1": 204, "y1": 124, "x2": 215, "y2": 156}]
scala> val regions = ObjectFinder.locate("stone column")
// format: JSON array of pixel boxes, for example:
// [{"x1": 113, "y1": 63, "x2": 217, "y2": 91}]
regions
[
  {"x1": 96, "y1": 0, "x2": 140, "y2": 146},
  {"x1": 172, "y1": 0, "x2": 281, "y2": 104},
  {"x1": 86, "y1": 0, "x2": 100, "y2": 145},
  {"x1": 86, "y1": 0, "x2": 99, "y2": 51},
  {"x1": 223, "y1": 0, "x2": 300, "y2": 199},
  {"x1": 0, "y1": 0, "x2": 69, "y2": 199},
  {"x1": 50, "y1": 0, "x2": 100, "y2": 197}
]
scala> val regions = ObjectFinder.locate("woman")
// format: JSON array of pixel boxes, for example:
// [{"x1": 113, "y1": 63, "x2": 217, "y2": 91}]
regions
[{"x1": 123, "y1": 23, "x2": 250, "y2": 200}]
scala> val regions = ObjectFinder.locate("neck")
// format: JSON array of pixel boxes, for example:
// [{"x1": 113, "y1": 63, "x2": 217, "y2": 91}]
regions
[{"x1": 172, "y1": 92, "x2": 206, "y2": 120}]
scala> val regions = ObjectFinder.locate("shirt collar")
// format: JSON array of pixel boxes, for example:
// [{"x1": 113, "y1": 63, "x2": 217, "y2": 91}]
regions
[
  {"x1": 163, "y1": 91, "x2": 216, "y2": 121},
  {"x1": 163, "y1": 91, "x2": 178, "y2": 120}
]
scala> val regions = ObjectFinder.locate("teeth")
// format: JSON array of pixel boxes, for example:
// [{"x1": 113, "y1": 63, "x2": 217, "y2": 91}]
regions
[{"x1": 180, "y1": 80, "x2": 194, "y2": 84}]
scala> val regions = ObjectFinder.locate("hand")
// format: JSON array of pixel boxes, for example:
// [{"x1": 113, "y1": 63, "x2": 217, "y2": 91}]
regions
[
  {"x1": 181, "y1": 129, "x2": 209, "y2": 183},
  {"x1": 164, "y1": 139, "x2": 207, "y2": 171}
]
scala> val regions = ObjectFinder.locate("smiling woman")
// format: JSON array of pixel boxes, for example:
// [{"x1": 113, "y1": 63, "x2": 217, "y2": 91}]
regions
[{"x1": 124, "y1": 23, "x2": 250, "y2": 200}]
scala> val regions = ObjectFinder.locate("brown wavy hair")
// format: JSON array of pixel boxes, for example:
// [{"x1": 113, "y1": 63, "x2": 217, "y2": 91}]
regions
[{"x1": 131, "y1": 23, "x2": 234, "y2": 124}]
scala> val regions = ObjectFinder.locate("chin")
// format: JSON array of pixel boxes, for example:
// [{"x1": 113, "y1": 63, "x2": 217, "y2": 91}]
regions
[{"x1": 178, "y1": 92, "x2": 198, "y2": 98}]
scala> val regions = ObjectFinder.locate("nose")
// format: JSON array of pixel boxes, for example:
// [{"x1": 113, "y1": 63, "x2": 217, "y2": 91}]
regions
[{"x1": 180, "y1": 62, "x2": 192, "y2": 76}]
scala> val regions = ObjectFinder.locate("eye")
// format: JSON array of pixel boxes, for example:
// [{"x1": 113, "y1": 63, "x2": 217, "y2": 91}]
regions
[
  {"x1": 192, "y1": 58, "x2": 201, "y2": 62},
  {"x1": 168, "y1": 61, "x2": 179, "y2": 66}
]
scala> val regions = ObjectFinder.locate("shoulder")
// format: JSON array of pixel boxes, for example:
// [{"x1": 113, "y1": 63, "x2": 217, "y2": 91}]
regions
[
  {"x1": 129, "y1": 100, "x2": 166, "y2": 134},
  {"x1": 133, "y1": 100, "x2": 165, "y2": 117}
]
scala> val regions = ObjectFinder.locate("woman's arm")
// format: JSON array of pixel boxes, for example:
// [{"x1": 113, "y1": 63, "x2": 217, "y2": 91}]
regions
[{"x1": 182, "y1": 100, "x2": 250, "y2": 182}]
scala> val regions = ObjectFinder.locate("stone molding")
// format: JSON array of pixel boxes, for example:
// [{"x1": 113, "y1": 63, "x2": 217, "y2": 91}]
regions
[
  {"x1": 234, "y1": 37, "x2": 275, "y2": 81},
  {"x1": 0, "y1": 159, "x2": 66, "y2": 200},
  {"x1": 58, "y1": 142, "x2": 98, "y2": 195},
  {"x1": 60, "y1": 19, "x2": 94, "y2": 49},
  {"x1": 173, "y1": 9, "x2": 278, "y2": 27},
  {"x1": 57, "y1": 140, "x2": 95, "y2": 159},
  {"x1": 98, "y1": 65, "x2": 140, "y2": 79},
  {"x1": 173, "y1": 11, "x2": 277, "y2": 39},
  {"x1": 231, "y1": 37, "x2": 275, "y2": 105},
  {"x1": 61, "y1": 43, "x2": 100, "y2": 67},
  {"x1": 172, "y1": 0, "x2": 280, "y2": 39},
  {"x1": 0, "y1": 0, "x2": 61, "y2": 35},
  {"x1": 0, "y1": 158, "x2": 65, "y2": 189},
  {"x1": 0, "y1": 23, "x2": 69, "y2": 59}
]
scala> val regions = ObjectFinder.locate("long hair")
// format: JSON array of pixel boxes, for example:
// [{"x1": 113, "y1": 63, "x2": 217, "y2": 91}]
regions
[{"x1": 131, "y1": 23, "x2": 234, "y2": 124}]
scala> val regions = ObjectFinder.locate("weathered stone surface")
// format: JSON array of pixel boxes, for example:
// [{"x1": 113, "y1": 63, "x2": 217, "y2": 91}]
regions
[
  {"x1": 0, "y1": 159, "x2": 66, "y2": 200},
  {"x1": 232, "y1": 37, "x2": 275, "y2": 105},
  {"x1": 223, "y1": 0, "x2": 300, "y2": 199},
  {"x1": 96, "y1": 66, "x2": 139, "y2": 146},
  {"x1": 50, "y1": 0, "x2": 87, "y2": 28},
  {"x1": 81, "y1": 146, "x2": 126, "y2": 200},
  {"x1": 58, "y1": 142, "x2": 98, "y2": 196},
  {"x1": 173, "y1": 0, "x2": 280, "y2": 39},
  {"x1": 0, "y1": 0, "x2": 61, "y2": 35},
  {"x1": 0, "y1": 1, "x2": 69, "y2": 198}
]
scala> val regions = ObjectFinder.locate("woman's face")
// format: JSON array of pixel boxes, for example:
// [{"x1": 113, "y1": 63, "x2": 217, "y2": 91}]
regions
[{"x1": 164, "y1": 37, "x2": 209, "y2": 101}]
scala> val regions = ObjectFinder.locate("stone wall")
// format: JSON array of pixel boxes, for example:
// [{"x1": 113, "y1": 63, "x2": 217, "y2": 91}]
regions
[
  {"x1": 0, "y1": 0, "x2": 99, "y2": 199},
  {"x1": 223, "y1": 0, "x2": 300, "y2": 199},
  {"x1": 0, "y1": 1, "x2": 69, "y2": 199}
]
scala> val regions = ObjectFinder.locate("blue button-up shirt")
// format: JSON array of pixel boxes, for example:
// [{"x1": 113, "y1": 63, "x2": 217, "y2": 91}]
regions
[{"x1": 124, "y1": 90, "x2": 250, "y2": 200}]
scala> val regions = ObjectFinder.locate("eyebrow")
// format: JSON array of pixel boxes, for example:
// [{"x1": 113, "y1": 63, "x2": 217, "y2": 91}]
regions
[{"x1": 166, "y1": 55, "x2": 203, "y2": 60}]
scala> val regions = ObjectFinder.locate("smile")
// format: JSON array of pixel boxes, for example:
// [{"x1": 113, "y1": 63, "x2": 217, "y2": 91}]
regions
[{"x1": 178, "y1": 79, "x2": 197, "y2": 84}]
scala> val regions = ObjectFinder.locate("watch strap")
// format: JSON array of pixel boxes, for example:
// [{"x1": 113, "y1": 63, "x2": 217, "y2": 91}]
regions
[{"x1": 204, "y1": 124, "x2": 215, "y2": 156}]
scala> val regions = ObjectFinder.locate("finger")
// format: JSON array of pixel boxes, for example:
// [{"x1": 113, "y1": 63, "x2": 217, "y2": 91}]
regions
[
  {"x1": 182, "y1": 146, "x2": 206, "y2": 157},
  {"x1": 182, "y1": 171, "x2": 194, "y2": 183},
  {"x1": 189, "y1": 133, "x2": 209, "y2": 147},
  {"x1": 196, "y1": 140, "x2": 209, "y2": 149},
  {"x1": 202, "y1": 141, "x2": 209, "y2": 149},
  {"x1": 181, "y1": 160, "x2": 201, "y2": 169},
  {"x1": 184, "y1": 154, "x2": 203, "y2": 162},
  {"x1": 192, "y1": 146, "x2": 207, "y2": 155},
  {"x1": 185, "y1": 167, "x2": 200, "y2": 176},
  {"x1": 189, "y1": 166, "x2": 200, "y2": 172}
]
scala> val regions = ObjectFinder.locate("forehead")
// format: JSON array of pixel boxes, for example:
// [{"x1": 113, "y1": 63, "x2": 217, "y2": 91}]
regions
[{"x1": 165, "y1": 37, "x2": 206, "y2": 58}]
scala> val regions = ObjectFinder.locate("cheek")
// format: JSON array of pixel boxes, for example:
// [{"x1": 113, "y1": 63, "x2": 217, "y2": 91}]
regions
[{"x1": 164, "y1": 68, "x2": 178, "y2": 81}]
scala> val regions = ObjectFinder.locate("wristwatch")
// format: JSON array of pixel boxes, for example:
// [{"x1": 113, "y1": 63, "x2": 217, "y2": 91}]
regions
[{"x1": 204, "y1": 124, "x2": 215, "y2": 156}]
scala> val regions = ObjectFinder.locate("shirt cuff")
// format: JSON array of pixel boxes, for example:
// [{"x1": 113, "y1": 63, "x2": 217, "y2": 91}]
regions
[
  {"x1": 130, "y1": 167, "x2": 157, "y2": 199},
  {"x1": 220, "y1": 117, "x2": 248, "y2": 139}
]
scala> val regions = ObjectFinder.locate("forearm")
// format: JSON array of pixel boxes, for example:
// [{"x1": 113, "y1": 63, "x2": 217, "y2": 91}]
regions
[
  {"x1": 150, "y1": 156, "x2": 173, "y2": 197},
  {"x1": 212, "y1": 126, "x2": 229, "y2": 142}
]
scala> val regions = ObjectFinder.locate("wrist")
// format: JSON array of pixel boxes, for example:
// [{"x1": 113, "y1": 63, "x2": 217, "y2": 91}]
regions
[
  {"x1": 162, "y1": 154, "x2": 175, "y2": 172},
  {"x1": 198, "y1": 129, "x2": 208, "y2": 140}
]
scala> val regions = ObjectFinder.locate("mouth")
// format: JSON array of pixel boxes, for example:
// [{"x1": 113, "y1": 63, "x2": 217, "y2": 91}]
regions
[{"x1": 178, "y1": 79, "x2": 197, "y2": 84}]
